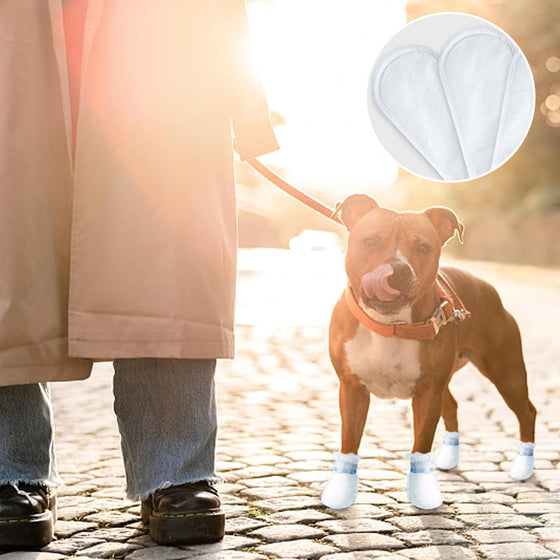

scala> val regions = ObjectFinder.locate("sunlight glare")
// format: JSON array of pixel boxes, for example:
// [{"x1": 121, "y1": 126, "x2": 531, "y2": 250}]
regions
[{"x1": 248, "y1": 0, "x2": 407, "y2": 194}]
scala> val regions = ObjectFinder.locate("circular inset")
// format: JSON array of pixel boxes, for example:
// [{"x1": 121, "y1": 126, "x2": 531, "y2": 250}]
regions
[{"x1": 367, "y1": 13, "x2": 535, "y2": 182}]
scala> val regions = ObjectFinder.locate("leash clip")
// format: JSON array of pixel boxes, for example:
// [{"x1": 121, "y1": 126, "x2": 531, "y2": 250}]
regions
[{"x1": 427, "y1": 300, "x2": 452, "y2": 336}]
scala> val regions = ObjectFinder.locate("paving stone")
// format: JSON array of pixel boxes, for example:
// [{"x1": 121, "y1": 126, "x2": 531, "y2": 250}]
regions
[
  {"x1": 323, "y1": 533, "x2": 405, "y2": 551},
  {"x1": 514, "y1": 503, "x2": 560, "y2": 514},
  {"x1": 319, "y1": 553, "x2": 395, "y2": 560},
  {"x1": 355, "y1": 492, "x2": 397, "y2": 505},
  {"x1": 400, "y1": 546, "x2": 478, "y2": 559},
  {"x1": 54, "y1": 520, "x2": 98, "y2": 538},
  {"x1": 441, "y1": 492, "x2": 515, "y2": 504},
  {"x1": 393, "y1": 529, "x2": 468, "y2": 546},
  {"x1": 544, "y1": 543, "x2": 560, "y2": 556},
  {"x1": 331, "y1": 504, "x2": 391, "y2": 519},
  {"x1": 541, "y1": 514, "x2": 560, "y2": 526},
  {"x1": 193, "y1": 553, "x2": 267, "y2": 560},
  {"x1": 57, "y1": 504, "x2": 100, "y2": 521},
  {"x1": 457, "y1": 513, "x2": 542, "y2": 529},
  {"x1": 533, "y1": 527, "x2": 560, "y2": 541},
  {"x1": 387, "y1": 503, "x2": 455, "y2": 516},
  {"x1": 467, "y1": 528, "x2": 538, "y2": 543},
  {"x1": 248, "y1": 523, "x2": 325, "y2": 541},
  {"x1": 0, "y1": 554, "x2": 66, "y2": 560},
  {"x1": 74, "y1": 541, "x2": 142, "y2": 558},
  {"x1": 262, "y1": 508, "x2": 333, "y2": 524},
  {"x1": 225, "y1": 515, "x2": 268, "y2": 533},
  {"x1": 461, "y1": 471, "x2": 517, "y2": 483},
  {"x1": 251, "y1": 495, "x2": 323, "y2": 511},
  {"x1": 518, "y1": 492, "x2": 560, "y2": 503},
  {"x1": 222, "y1": 504, "x2": 251, "y2": 517},
  {"x1": 256, "y1": 539, "x2": 338, "y2": 559},
  {"x1": 389, "y1": 515, "x2": 463, "y2": 531},
  {"x1": 242, "y1": 475, "x2": 298, "y2": 488},
  {"x1": 41, "y1": 534, "x2": 106, "y2": 555},
  {"x1": 452, "y1": 503, "x2": 514, "y2": 514},
  {"x1": 477, "y1": 542, "x2": 557, "y2": 559},
  {"x1": 82, "y1": 510, "x2": 139, "y2": 526},
  {"x1": 240, "y1": 486, "x2": 310, "y2": 499},
  {"x1": 181, "y1": 535, "x2": 259, "y2": 553},
  {"x1": 316, "y1": 518, "x2": 397, "y2": 534},
  {"x1": 226, "y1": 466, "x2": 289, "y2": 481},
  {"x1": 127, "y1": 547, "x2": 193, "y2": 560},
  {"x1": 77, "y1": 526, "x2": 144, "y2": 541}
]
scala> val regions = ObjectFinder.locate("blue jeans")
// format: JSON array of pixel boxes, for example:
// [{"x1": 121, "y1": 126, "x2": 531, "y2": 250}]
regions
[{"x1": 0, "y1": 359, "x2": 218, "y2": 500}]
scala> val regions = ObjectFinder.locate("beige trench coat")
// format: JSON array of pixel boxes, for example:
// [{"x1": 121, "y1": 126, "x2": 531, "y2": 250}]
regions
[{"x1": 0, "y1": 0, "x2": 278, "y2": 386}]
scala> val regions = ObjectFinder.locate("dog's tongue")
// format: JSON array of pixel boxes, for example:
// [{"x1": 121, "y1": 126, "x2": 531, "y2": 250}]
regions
[{"x1": 362, "y1": 264, "x2": 401, "y2": 302}]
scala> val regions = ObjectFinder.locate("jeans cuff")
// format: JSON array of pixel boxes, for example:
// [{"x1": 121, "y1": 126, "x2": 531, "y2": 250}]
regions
[
  {"x1": 130, "y1": 475, "x2": 222, "y2": 501},
  {"x1": 0, "y1": 476, "x2": 63, "y2": 489}
]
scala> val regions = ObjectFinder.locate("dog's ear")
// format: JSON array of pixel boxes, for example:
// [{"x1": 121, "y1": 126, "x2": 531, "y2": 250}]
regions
[
  {"x1": 423, "y1": 206, "x2": 464, "y2": 245},
  {"x1": 333, "y1": 194, "x2": 379, "y2": 230}
]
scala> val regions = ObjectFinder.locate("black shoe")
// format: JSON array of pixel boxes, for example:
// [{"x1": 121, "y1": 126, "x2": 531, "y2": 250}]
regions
[
  {"x1": 141, "y1": 481, "x2": 225, "y2": 545},
  {"x1": 0, "y1": 483, "x2": 56, "y2": 550}
]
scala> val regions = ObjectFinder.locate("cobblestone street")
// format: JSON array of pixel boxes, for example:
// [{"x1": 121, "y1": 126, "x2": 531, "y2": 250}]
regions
[{"x1": 2, "y1": 256, "x2": 560, "y2": 560}]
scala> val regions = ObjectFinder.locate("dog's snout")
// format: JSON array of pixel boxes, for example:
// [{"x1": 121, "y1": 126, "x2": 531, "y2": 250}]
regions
[{"x1": 387, "y1": 262, "x2": 413, "y2": 293}]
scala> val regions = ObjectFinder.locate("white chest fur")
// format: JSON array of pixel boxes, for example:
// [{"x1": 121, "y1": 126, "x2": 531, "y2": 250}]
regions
[{"x1": 344, "y1": 310, "x2": 421, "y2": 400}]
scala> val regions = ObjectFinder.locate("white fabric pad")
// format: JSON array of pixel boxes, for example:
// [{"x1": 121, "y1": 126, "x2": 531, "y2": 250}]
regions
[
  {"x1": 373, "y1": 46, "x2": 468, "y2": 181},
  {"x1": 372, "y1": 26, "x2": 534, "y2": 181},
  {"x1": 321, "y1": 451, "x2": 361, "y2": 509},
  {"x1": 407, "y1": 452, "x2": 443, "y2": 510}
]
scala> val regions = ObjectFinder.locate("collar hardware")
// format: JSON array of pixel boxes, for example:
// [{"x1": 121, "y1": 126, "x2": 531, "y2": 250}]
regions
[{"x1": 345, "y1": 272, "x2": 470, "y2": 341}]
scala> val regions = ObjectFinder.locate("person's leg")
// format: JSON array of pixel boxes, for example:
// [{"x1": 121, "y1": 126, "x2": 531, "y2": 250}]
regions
[
  {"x1": 0, "y1": 383, "x2": 58, "y2": 549},
  {"x1": 112, "y1": 358, "x2": 218, "y2": 498},
  {"x1": 113, "y1": 358, "x2": 223, "y2": 545}
]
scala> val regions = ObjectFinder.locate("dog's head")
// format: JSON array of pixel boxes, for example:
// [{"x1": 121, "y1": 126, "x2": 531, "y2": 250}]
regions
[{"x1": 334, "y1": 194, "x2": 464, "y2": 315}]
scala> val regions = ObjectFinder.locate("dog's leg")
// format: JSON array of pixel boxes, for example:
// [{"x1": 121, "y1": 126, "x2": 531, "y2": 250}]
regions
[
  {"x1": 321, "y1": 376, "x2": 369, "y2": 509},
  {"x1": 474, "y1": 317, "x2": 537, "y2": 480},
  {"x1": 484, "y1": 366, "x2": 536, "y2": 480},
  {"x1": 407, "y1": 382, "x2": 444, "y2": 509},
  {"x1": 435, "y1": 386, "x2": 460, "y2": 470}
]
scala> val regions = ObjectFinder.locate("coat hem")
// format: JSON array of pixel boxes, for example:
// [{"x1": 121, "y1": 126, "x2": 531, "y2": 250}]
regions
[
  {"x1": 0, "y1": 361, "x2": 92, "y2": 387},
  {"x1": 68, "y1": 311, "x2": 235, "y2": 360}
]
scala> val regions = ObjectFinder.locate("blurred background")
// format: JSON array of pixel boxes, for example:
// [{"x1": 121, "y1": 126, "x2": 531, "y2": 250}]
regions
[{"x1": 235, "y1": 0, "x2": 560, "y2": 267}]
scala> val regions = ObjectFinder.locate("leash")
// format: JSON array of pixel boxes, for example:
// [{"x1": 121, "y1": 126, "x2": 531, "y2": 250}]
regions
[
  {"x1": 247, "y1": 157, "x2": 470, "y2": 340},
  {"x1": 247, "y1": 158, "x2": 343, "y2": 225}
]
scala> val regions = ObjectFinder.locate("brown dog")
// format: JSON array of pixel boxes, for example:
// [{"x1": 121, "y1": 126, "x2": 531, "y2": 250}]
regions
[{"x1": 321, "y1": 195, "x2": 536, "y2": 510}]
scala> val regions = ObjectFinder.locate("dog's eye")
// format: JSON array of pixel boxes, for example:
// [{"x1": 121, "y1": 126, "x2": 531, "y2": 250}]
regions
[{"x1": 416, "y1": 243, "x2": 431, "y2": 254}]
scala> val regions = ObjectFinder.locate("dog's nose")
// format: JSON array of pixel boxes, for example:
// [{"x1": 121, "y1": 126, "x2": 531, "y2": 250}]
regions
[{"x1": 387, "y1": 262, "x2": 414, "y2": 293}]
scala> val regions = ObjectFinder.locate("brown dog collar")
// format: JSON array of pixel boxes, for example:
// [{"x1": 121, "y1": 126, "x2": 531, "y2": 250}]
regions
[{"x1": 344, "y1": 272, "x2": 470, "y2": 340}]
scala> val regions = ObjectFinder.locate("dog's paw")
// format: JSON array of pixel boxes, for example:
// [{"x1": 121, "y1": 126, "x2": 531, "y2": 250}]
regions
[
  {"x1": 321, "y1": 472, "x2": 359, "y2": 509},
  {"x1": 321, "y1": 451, "x2": 360, "y2": 509},
  {"x1": 435, "y1": 431, "x2": 460, "y2": 470},
  {"x1": 509, "y1": 441, "x2": 535, "y2": 481},
  {"x1": 407, "y1": 452, "x2": 443, "y2": 510}
]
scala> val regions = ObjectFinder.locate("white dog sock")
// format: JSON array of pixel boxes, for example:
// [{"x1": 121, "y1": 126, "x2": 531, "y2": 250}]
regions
[
  {"x1": 435, "y1": 431, "x2": 460, "y2": 470},
  {"x1": 407, "y1": 452, "x2": 443, "y2": 510},
  {"x1": 321, "y1": 451, "x2": 361, "y2": 509},
  {"x1": 509, "y1": 441, "x2": 535, "y2": 480}
]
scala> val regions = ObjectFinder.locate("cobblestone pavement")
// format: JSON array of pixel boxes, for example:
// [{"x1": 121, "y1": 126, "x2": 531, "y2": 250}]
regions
[{"x1": 2, "y1": 256, "x2": 560, "y2": 560}]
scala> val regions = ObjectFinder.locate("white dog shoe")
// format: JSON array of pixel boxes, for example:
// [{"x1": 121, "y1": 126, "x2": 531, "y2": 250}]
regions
[
  {"x1": 435, "y1": 431, "x2": 460, "y2": 470},
  {"x1": 509, "y1": 441, "x2": 535, "y2": 480},
  {"x1": 321, "y1": 452, "x2": 361, "y2": 509},
  {"x1": 407, "y1": 452, "x2": 443, "y2": 510}
]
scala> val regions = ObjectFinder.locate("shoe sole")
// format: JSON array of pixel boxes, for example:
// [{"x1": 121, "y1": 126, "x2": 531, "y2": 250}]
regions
[
  {"x1": 0, "y1": 511, "x2": 54, "y2": 550},
  {"x1": 141, "y1": 501, "x2": 225, "y2": 545}
]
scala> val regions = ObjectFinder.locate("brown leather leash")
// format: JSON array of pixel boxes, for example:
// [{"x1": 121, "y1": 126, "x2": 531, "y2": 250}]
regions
[
  {"x1": 246, "y1": 158, "x2": 470, "y2": 339},
  {"x1": 247, "y1": 158, "x2": 343, "y2": 225}
]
